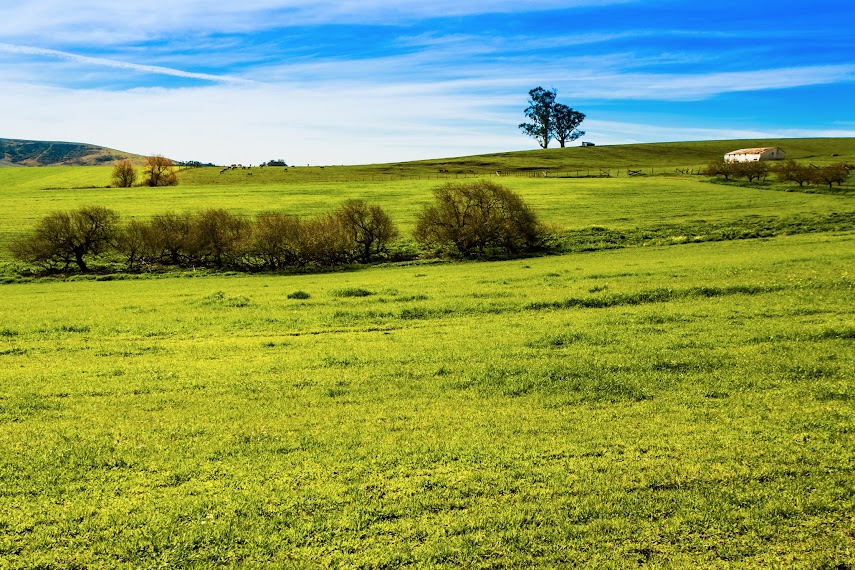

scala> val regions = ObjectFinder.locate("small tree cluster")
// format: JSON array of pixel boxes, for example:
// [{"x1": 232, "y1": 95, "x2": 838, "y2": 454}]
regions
[
  {"x1": 774, "y1": 160, "x2": 849, "y2": 189},
  {"x1": 11, "y1": 201, "x2": 398, "y2": 273},
  {"x1": 519, "y1": 87, "x2": 585, "y2": 149},
  {"x1": 772, "y1": 159, "x2": 812, "y2": 187},
  {"x1": 706, "y1": 159, "x2": 769, "y2": 182},
  {"x1": 414, "y1": 181, "x2": 545, "y2": 257},
  {"x1": 117, "y1": 202, "x2": 398, "y2": 271},
  {"x1": 241, "y1": 202, "x2": 398, "y2": 270},
  {"x1": 810, "y1": 163, "x2": 850, "y2": 189},
  {"x1": 708, "y1": 158, "x2": 851, "y2": 189},
  {"x1": 11, "y1": 184, "x2": 547, "y2": 273},
  {"x1": 110, "y1": 155, "x2": 179, "y2": 188}
]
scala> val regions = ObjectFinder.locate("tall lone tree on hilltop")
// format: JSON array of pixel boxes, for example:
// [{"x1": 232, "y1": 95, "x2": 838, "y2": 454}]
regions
[
  {"x1": 552, "y1": 103, "x2": 586, "y2": 148},
  {"x1": 519, "y1": 87, "x2": 557, "y2": 149},
  {"x1": 519, "y1": 87, "x2": 586, "y2": 149}
]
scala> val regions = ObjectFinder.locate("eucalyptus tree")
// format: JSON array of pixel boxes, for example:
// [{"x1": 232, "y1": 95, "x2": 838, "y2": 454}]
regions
[
  {"x1": 519, "y1": 86, "x2": 557, "y2": 149},
  {"x1": 552, "y1": 103, "x2": 586, "y2": 148}
]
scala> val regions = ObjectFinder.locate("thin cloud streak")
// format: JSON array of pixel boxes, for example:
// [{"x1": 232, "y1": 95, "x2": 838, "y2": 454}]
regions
[
  {"x1": 250, "y1": 48, "x2": 855, "y2": 102},
  {"x1": 0, "y1": 43, "x2": 257, "y2": 85},
  {"x1": 584, "y1": 119, "x2": 855, "y2": 146}
]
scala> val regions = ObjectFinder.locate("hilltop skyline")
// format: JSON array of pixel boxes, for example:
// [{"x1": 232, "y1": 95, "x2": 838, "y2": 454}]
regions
[{"x1": 1, "y1": 0, "x2": 853, "y2": 165}]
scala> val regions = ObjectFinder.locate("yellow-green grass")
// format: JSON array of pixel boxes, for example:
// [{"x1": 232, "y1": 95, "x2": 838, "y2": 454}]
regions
[
  {"x1": 1, "y1": 167, "x2": 853, "y2": 260},
  {"x1": 1, "y1": 233, "x2": 853, "y2": 567},
  {"x1": 3, "y1": 137, "x2": 853, "y2": 190},
  {"x1": 1, "y1": 139, "x2": 854, "y2": 566},
  {"x1": 177, "y1": 137, "x2": 855, "y2": 183}
]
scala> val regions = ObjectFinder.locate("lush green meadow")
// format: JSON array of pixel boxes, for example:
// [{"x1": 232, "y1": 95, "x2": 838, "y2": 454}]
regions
[
  {"x1": 1, "y1": 159, "x2": 853, "y2": 263},
  {"x1": 1, "y1": 141, "x2": 854, "y2": 567}
]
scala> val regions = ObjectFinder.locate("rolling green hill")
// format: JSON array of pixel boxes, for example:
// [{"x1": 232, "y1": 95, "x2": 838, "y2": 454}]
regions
[
  {"x1": 176, "y1": 137, "x2": 855, "y2": 186},
  {"x1": 0, "y1": 138, "x2": 143, "y2": 167},
  {"x1": 3, "y1": 135, "x2": 852, "y2": 174},
  {"x1": 418, "y1": 137, "x2": 855, "y2": 172}
]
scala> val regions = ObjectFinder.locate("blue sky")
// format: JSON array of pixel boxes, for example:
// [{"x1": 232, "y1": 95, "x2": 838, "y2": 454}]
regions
[{"x1": 1, "y1": 0, "x2": 853, "y2": 165}]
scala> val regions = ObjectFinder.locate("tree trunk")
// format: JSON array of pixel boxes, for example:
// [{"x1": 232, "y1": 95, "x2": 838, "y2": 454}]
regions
[{"x1": 74, "y1": 249, "x2": 88, "y2": 272}]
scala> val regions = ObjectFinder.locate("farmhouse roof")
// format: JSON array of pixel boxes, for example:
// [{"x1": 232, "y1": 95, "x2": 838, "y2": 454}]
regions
[{"x1": 725, "y1": 147, "x2": 778, "y2": 155}]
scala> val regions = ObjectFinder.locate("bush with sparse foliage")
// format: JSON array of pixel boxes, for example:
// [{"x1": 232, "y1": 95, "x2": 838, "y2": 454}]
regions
[
  {"x1": 10, "y1": 206, "x2": 119, "y2": 272},
  {"x1": 142, "y1": 155, "x2": 178, "y2": 187},
  {"x1": 811, "y1": 163, "x2": 850, "y2": 189},
  {"x1": 414, "y1": 181, "x2": 545, "y2": 258},
  {"x1": 154, "y1": 212, "x2": 194, "y2": 265},
  {"x1": 335, "y1": 199, "x2": 399, "y2": 263},
  {"x1": 189, "y1": 209, "x2": 252, "y2": 268},
  {"x1": 706, "y1": 159, "x2": 739, "y2": 180},
  {"x1": 734, "y1": 160, "x2": 769, "y2": 182},
  {"x1": 111, "y1": 159, "x2": 137, "y2": 188},
  {"x1": 249, "y1": 212, "x2": 306, "y2": 269},
  {"x1": 773, "y1": 159, "x2": 814, "y2": 187}
]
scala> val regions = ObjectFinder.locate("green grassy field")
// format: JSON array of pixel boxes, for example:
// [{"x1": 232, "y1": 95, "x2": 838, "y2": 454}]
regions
[
  {"x1": 1, "y1": 146, "x2": 853, "y2": 263},
  {"x1": 1, "y1": 139, "x2": 854, "y2": 567},
  {"x1": 181, "y1": 137, "x2": 855, "y2": 181}
]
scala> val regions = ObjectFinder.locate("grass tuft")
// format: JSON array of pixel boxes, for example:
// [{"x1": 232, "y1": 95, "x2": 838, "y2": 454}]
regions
[
  {"x1": 332, "y1": 287, "x2": 374, "y2": 297},
  {"x1": 197, "y1": 291, "x2": 252, "y2": 307}
]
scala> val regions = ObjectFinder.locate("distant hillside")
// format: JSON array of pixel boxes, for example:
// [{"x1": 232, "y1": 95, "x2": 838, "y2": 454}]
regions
[
  {"x1": 0, "y1": 138, "x2": 143, "y2": 167},
  {"x1": 171, "y1": 136, "x2": 855, "y2": 187},
  {"x1": 399, "y1": 137, "x2": 855, "y2": 173}
]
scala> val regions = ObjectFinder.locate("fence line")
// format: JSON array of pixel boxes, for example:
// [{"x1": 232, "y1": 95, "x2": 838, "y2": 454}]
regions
[
  {"x1": 201, "y1": 166, "x2": 708, "y2": 184},
  {"x1": 341, "y1": 166, "x2": 707, "y2": 182}
]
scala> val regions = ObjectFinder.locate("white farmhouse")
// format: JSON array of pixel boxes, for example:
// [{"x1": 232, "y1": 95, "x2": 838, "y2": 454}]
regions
[{"x1": 724, "y1": 147, "x2": 786, "y2": 162}]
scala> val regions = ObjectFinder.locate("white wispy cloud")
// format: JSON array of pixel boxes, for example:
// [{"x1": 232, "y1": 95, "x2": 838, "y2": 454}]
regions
[
  {"x1": 1, "y1": 1, "x2": 851, "y2": 165},
  {"x1": 247, "y1": 41, "x2": 855, "y2": 102},
  {"x1": 0, "y1": 80, "x2": 524, "y2": 165},
  {"x1": 4, "y1": 77, "x2": 852, "y2": 168},
  {"x1": 576, "y1": 65, "x2": 855, "y2": 100},
  {"x1": 0, "y1": 0, "x2": 634, "y2": 44},
  {"x1": 0, "y1": 43, "x2": 256, "y2": 85},
  {"x1": 583, "y1": 119, "x2": 855, "y2": 146}
]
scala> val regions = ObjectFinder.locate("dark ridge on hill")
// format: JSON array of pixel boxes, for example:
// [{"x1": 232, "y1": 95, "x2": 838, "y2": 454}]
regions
[{"x1": 0, "y1": 138, "x2": 144, "y2": 167}]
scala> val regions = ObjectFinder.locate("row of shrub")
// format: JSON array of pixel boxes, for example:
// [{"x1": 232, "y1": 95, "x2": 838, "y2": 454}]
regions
[
  {"x1": 10, "y1": 181, "x2": 548, "y2": 273},
  {"x1": 706, "y1": 158, "x2": 851, "y2": 188},
  {"x1": 11, "y1": 201, "x2": 399, "y2": 272}
]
